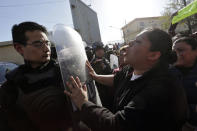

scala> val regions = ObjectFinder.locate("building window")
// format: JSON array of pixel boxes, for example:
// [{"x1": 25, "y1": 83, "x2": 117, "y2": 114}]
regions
[{"x1": 140, "y1": 22, "x2": 144, "y2": 26}]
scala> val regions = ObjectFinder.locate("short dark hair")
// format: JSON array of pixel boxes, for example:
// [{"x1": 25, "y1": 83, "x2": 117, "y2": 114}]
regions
[
  {"x1": 173, "y1": 37, "x2": 197, "y2": 50},
  {"x1": 92, "y1": 41, "x2": 104, "y2": 52},
  {"x1": 12, "y1": 21, "x2": 47, "y2": 45},
  {"x1": 143, "y1": 28, "x2": 173, "y2": 63}
]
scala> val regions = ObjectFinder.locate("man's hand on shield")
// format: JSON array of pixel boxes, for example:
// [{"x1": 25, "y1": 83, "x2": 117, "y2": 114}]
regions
[
  {"x1": 86, "y1": 61, "x2": 98, "y2": 80},
  {"x1": 64, "y1": 76, "x2": 88, "y2": 110}
]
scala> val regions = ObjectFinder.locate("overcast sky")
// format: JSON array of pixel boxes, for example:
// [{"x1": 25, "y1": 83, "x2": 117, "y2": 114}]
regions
[{"x1": 0, "y1": 0, "x2": 169, "y2": 43}]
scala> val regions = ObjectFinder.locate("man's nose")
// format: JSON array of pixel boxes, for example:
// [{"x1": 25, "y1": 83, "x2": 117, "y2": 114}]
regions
[{"x1": 43, "y1": 43, "x2": 50, "y2": 52}]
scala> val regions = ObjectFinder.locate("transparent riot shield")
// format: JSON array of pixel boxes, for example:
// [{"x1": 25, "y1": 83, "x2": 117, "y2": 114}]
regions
[
  {"x1": 52, "y1": 24, "x2": 88, "y2": 83},
  {"x1": 51, "y1": 24, "x2": 101, "y2": 111}
]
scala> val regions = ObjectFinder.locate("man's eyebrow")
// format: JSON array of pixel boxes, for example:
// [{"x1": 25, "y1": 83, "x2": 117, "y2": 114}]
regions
[
  {"x1": 32, "y1": 40, "x2": 42, "y2": 43},
  {"x1": 32, "y1": 40, "x2": 49, "y2": 43}
]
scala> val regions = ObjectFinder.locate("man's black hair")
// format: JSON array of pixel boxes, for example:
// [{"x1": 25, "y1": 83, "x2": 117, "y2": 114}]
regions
[
  {"x1": 174, "y1": 36, "x2": 197, "y2": 50},
  {"x1": 143, "y1": 28, "x2": 173, "y2": 63},
  {"x1": 92, "y1": 42, "x2": 104, "y2": 52},
  {"x1": 12, "y1": 21, "x2": 47, "y2": 45}
]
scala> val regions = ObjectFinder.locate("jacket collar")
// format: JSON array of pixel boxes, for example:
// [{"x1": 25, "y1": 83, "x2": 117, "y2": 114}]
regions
[{"x1": 129, "y1": 62, "x2": 169, "y2": 82}]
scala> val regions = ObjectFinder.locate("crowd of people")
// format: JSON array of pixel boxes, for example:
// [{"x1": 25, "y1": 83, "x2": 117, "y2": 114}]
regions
[{"x1": 0, "y1": 21, "x2": 197, "y2": 131}]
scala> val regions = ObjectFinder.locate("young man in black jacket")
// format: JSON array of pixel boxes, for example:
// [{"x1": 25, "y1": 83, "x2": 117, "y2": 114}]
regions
[
  {"x1": 0, "y1": 22, "x2": 94, "y2": 131},
  {"x1": 65, "y1": 28, "x2": 188, "y2": 131}
]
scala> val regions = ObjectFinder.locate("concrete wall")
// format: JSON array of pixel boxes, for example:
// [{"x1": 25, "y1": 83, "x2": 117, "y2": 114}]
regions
[
  {"x1": 69, "y1": 0, "x2": 101, "y2": 45},
  {"x1": 0, "y1": 41, "x2": 24, "y2": 65}
]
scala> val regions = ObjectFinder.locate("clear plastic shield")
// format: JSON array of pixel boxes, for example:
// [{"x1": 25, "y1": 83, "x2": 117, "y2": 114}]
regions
[
  {"x1": 52, "y1": 24, "x2": 88, "y2": 88},
  {"x1": 51, "y1": 24, "x2": 102, "y2": 110}
]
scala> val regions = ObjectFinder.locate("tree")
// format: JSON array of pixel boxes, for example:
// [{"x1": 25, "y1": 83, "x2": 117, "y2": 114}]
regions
[{"x1": 161, "y1": 0, "x2": 195, "y2": 32}]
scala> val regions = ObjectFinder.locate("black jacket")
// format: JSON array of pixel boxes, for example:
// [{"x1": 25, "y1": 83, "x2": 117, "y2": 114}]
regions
[
  {"x1": 170, "y1": 64, "x2": 197, "y2": 126},
  {"x1": 80, "y1": 62, "x2": 188, "y2": 131},
  {"x1": 0, "y1": 60, "x2": 96, "y2": 131},
  {"x1": 0, "y1": 60, "x2": 74, "y2": 131}
]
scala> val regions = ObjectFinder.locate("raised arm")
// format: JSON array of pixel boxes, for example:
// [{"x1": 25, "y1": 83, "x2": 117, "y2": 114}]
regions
[{"x1": 86, "y1": 61, "x2": 114, "y2": 87}]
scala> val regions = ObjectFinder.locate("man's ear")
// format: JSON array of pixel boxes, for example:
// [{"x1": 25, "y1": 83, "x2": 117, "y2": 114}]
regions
[
  {"x1": 147, "y1": 51, "x2": 161, "y2": 61},
  {"x1": 14, "y1": 43, "x2": 24, "y2": 56}
]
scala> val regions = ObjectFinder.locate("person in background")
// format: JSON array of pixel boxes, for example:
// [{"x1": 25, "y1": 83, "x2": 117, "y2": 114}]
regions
[
  {"x1": 91, "y1": 42, "x2": 113, "y2": 110},
  {"x1": 171, "y1": 37, "x2": 197, "y2": 131},
  {"x1": 113, "y1": 45, "x2": 130, "y2": 74},
  {"x1": 91, "y1": 42, "x2": 112, "y2": 75},
  {"x1": 65, "y1": 28, "x2": 188, "y2": 131}
]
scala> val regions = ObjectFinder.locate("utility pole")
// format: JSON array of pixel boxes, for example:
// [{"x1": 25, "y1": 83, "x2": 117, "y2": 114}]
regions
[{"x1": 182, "y1": 0, "x2": 192, "y2": 33}]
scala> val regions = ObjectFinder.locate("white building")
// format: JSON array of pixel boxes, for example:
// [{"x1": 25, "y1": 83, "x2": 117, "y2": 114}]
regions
[
  {"x1": 0, "y1": 41, "x2": 23, "y2": 64},
  {"x1": 122, "y1": 16, "x2": 188, "y2": 43}
]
